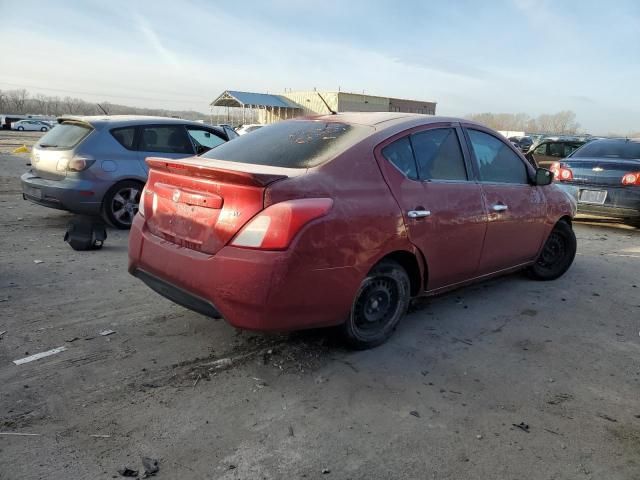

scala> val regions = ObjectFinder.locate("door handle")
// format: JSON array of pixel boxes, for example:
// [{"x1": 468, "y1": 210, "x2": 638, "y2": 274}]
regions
[
  {"x1": 492, "y1": 204, "x2": 508, "y2": 212},
  {"x1": 408, "y1": 210, "x2": 431, "y2": 218}
]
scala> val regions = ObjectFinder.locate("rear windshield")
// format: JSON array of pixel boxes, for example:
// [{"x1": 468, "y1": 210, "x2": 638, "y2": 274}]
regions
[
  {"x1": 201, "y1": 120, "x2": 371, "y2": 168},
  {"x1": 572, "y1": 140, "x2": 640, "y2": 159},
  {"x1": 37, "y1": 122, "x2": 92, "y2": 149}
]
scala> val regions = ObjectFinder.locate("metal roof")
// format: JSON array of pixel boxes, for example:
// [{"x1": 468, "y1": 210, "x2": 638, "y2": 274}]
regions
[{"x1": 211, "y1": 90, "x2": 300, "y2": 109}]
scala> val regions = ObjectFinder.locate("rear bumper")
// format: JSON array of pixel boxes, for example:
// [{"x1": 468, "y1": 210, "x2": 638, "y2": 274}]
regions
[
  {"x1": 21, "y1": 172, "x2": 104, "y2": 214},
  {"x1": 558, "y1": 184, "x2": 640, "y2": 219},
  {"x1": 127, "y1": 215, "x2": 361, "y2": 332}
]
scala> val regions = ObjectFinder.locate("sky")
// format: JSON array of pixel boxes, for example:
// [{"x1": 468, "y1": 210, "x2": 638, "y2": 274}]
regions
[{"x1": 0, "y1": 0, "x2": 638, "y2": 134}]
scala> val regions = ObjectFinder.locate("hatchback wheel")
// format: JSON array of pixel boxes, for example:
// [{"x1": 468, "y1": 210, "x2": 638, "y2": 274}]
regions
[
  {"x1": 102, "y1": 180, "x2": 143, "y2": 229},
  {"x1": 528, "y1": 220, "x2": 576, "y2": 280},
  {"x1": 342, "y1": 259, "x2": 410, "y2": 349}
]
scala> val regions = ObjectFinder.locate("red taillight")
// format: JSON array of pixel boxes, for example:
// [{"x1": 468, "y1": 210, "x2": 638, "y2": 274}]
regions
[
  {"x1": 621, "y1": 172, "x2": 640, "y2": 186},
  {"x1": 550, "y1": 162, "x2": 573, "y2": 182},
  {"x1": 231, "y1": 198, "x2": 333, "y2": 250}
]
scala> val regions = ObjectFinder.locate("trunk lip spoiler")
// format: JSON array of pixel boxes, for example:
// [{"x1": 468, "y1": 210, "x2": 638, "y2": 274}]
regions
[{"x1": 145, "y1": 156, "x2": 297, "y2": 187}]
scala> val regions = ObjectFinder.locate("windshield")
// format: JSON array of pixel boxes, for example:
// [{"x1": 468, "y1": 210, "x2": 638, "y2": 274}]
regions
[
  {"x1": 201, "y1": 120, "x2": 371, "y2": 168},
  {"x1": 572, "y1": 140, "x2": 640, "y2": 159},
  {"x1": 37, "y1": 122, "x2": 92, "y2": 149}
]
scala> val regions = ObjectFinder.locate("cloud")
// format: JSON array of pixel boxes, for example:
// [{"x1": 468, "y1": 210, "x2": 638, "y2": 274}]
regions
[{"x1": 132, "y1": 14, "x2": 181, "y2": 69}]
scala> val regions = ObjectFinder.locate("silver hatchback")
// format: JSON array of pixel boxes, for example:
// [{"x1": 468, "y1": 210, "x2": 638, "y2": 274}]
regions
[{"x1": 21, "y1": 116, "x2": 237, "y2": 228}]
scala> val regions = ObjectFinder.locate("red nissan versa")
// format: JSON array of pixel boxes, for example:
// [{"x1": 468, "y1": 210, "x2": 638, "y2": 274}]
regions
[{"x1": 128, "y1": 113, "x2": 577, "y2": 349}]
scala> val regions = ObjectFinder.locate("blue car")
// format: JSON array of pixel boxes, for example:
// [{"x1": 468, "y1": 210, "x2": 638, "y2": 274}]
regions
[
  {"x1": 21, "y1": 116, "x2": 237, "y2": 228},
  {"x1": 549, "y1": 138, "x2": 640, "y2": 227}
]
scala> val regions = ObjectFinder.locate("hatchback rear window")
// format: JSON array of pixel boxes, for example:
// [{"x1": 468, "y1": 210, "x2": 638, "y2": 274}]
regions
[
  {"x1": 37, "y1": 122, "x2": 92, "y2": 149},
  {"x1": 201, "y1": 120, "x2": 371, "y2": 168},
  {"x1": 111, "y1": 127, "x2": 136, "y2": 150},
  {"x1": 572, "y1": 140, "x2": 640, "y2": 159}
]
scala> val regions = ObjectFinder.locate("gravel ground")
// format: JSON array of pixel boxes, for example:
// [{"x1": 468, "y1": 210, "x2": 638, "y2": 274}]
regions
[{"x1": 1, "y1": 130, "x2": 639, "y2": 479}]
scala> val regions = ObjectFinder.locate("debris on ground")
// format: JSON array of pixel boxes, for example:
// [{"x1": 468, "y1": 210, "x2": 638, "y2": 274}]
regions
[
  {"x1": 12, "y1": 346, "x2": 67, "y2": 365},
  {"x1": 410, "y1": 411, "x2": 421, "y2": 418},
  {"x1": 597, "y1": 413, "x2": 617, "y2": 423},
  {"x1": 512, "y1": 422, "x2": 530, "y2": 433},
  {"x1": 89, "y1": 434, "x2": 111, "y2": 438},
  {"x1": 98, "y1": 329, "x2": 116, "y2": 336},
  {"x1": 0, "y1": 432, "x2": 42, "y2": 436},
  {"x1": 0, "y1": 330, "x2": 6, "y2": 338},
  {"x1": 117, "y1": 466, "x2": 138, "y2": 477},
  {"x1": 288, "y1": 425, "x2": 294, "y2": 437},
  {"x1": 322, "y1": 468, "x2": 331, "y2": 474},
  {"x1": 33, "y1": 259, "x2": 44, "y2": 264},
  {"x1": 142, "y1": 457, "x2": 159, "y2": 477},
  {"x1": 476, "y1": 434, "x2": 483, "y2": 439},
  {"x1": 65, "y1": 337, "x2": 79, "y2": 343}
]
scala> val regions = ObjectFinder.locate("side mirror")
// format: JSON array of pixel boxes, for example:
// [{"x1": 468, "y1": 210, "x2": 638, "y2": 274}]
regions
[{"x1": 535, "y1": 167, "x2": 553, "y2": 186}]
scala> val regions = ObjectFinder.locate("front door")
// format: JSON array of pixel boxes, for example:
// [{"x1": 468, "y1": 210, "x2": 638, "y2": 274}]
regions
[
  {"x1": 464, "y1": 127, "x2": 548, "y2": 274},
  {"x1": 376, "y1": 124, "x2": 487, "y2": 290}
]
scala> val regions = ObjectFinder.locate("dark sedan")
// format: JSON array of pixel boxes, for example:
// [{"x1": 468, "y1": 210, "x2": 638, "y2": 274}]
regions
[{"x1": 551, "y1": 138, "x2": 640, "y2": 227}]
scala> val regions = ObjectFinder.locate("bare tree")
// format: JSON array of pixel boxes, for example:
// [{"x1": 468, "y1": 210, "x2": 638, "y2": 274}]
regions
[
  {"x1": 468, "y1": 110, "x2": 580, "y2": 135},
  {"x1": 7, "y1": 89, "x2": 29, "y2": 113}
]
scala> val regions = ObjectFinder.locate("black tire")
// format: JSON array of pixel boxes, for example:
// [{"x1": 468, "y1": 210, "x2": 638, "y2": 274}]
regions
[
  {"x1": 624, "y1": 218, "x2": 640, "y2": 229},
  {"x1": 528, "y1": 220, "x2": 577, "y2": 281},
  {"x1": 102, "y1": 180, "x2": 143, "y2": 229},
  {"x1": 17, "y1": 126, "x2": 24, "y2": 131},
  {"x1": 40, "y1": 127, "x2": 48, "y2": 132},
  {"x1": 341, "y1": 259, "x2": 411, "y2": 349}
]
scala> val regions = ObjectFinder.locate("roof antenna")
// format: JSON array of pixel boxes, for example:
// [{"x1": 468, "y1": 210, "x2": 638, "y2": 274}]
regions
[
  {"x1": 317, "y1": 92, "x2": 336, "y2": 115},
  {"x1": 97, "y1": 103, "x2": 109, "y2": 115}
]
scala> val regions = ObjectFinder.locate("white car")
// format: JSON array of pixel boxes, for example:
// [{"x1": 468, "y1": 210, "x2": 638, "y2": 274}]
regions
[
  {"x1": 12, "y1": 120, "x2": 51, "y2": 132},
  {"x1": 236, "y1": 124, "x2": 263, "y2": 135}
]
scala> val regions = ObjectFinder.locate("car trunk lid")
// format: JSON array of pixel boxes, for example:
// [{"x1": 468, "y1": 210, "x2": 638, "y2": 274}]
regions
[
  {"x1": 143, "y1": 157, "x2": 298, "y2": 254},
  {"x1": 561, "y1": 157, "x2": 640, "y2": 186}
]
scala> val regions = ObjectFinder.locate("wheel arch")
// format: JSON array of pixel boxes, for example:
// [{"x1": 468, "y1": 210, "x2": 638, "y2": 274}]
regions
[{"x1": 373, "y1": 249, "x2": 425, "y2": 297}]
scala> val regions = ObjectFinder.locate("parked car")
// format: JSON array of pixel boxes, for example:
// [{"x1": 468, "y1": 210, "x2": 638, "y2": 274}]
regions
[
  {"x1": 21, "y1": 116, "x2": 233, "y2": 228},
  {"x1": 12, "y1": 119, "x2": 51, "y2": 132},
  {"x1": 128, "y1": 113, "x2": 576, "y2": 348},
  {"x1": 527, "y1": 137, "x2": 587, "y2": 168},
  {"x1": 508, "y1": 136, "x2": 533, "y2": 153},
  {"x1": 549, "y1": 138, "x2": 640, "y2": 227},
  {"x1": 236, "y1": 124, "x2": 263, "y2": 135}
]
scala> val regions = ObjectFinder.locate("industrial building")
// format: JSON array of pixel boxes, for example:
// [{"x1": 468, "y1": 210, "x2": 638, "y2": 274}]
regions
[{"x1": 209, "y1": 89, "x2": 436, "y2": 125}]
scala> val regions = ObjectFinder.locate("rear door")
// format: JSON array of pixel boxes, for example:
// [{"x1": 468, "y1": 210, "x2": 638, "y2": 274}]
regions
[
  {"x1": 376, "y1": 123, "x2": 487, "y2": 290},
  {"x1": 464, "y1": 126, "x2": 547, "y2": 274},
  {"x1": 136, "y1": 124, "x2": 195, "y2": 174}
]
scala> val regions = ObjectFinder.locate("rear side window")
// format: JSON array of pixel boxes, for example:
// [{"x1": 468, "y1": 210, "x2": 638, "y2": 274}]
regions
[
  {"x1": 467, "y1": 129, "x2": 528, "y2": 184},
  {"x1": 111, "y1": 127, "x2": 136, "y2": 150},
  {"x1": 37, "y1": 122, "x2": 92, "y2": 149},
  {"x1": 411, "y1": 128, "x2": 467, "y2": 181},
  {"x1": 534, "y1": 143, "x2": 547, "y2": 155},
  {"x1": 139, "y1": 125, "x2": 193, "y2": 154},
  {"x1": 382, "y1": 137, "x2": 418, "y2": 179},
  {"x1": 201, "y1": 120, "x2": 370, "y2": 168}
]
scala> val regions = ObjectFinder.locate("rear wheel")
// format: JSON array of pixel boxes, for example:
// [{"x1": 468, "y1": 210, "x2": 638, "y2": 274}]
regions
[
  {"x1": 528, "y1": 220, "x2": 576, "y2": 280},
  {"x1": 341, "y1": 259, "x2": 410, "y2": 349},
  {"x1": 17, "y1": 126, "x2": 24, "y2": 131},
  {"x1": 102, "y1": 180, "x2": 143, "y2": 229},
  {"x1": 624, "y1": 218, "x2": 640, "y2": 229},
  {"x1": 40, "y1": 127, "x2": 48, "y2": 132}
]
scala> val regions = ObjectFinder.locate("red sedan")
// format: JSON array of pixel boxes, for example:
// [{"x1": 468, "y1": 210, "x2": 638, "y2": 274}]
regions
[{"x1": 128, "y1": 113, "x2": 577, "y2": 349}]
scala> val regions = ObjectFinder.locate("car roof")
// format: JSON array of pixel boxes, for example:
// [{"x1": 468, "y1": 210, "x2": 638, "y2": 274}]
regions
[
  {"x1": 57, "y1": 115, "x2": 213, "y2": 129},
  {"x1": 301, "y1": 112, "x2": 483, "y2": 130}
]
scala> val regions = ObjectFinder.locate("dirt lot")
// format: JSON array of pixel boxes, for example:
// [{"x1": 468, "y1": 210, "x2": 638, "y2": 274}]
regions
[{"x1": 1, "y1": 130, "x2": 639, "y2": 480}]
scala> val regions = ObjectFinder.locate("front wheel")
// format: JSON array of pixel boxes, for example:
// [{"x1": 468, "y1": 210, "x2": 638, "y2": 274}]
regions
[
  {"x1": 528, "y1": 221, "x2": 577, "y2": 281},
  {"x1": 102, "y1": 180, "x2": 143, "y2": 229},
  {"x1": 40, "y1": 127, "x2": 48, "y2": 132},
  {"x1": 341, "y1": 259, "x2": 411, "y2": 349},
  {"x1": 17, "y1": 126, "x2": 24, "y2": 131}
]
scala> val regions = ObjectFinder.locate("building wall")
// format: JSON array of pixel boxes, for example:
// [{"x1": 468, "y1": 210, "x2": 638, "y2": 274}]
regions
[
  {"x1": 281, "y1": 91, "x2": 339, "y2": 115},
  {"x1": 388, "y1": 97, "x2": 437, "y2": 115},
  {"x1": 337, "y1": 92, "x2": 390, "y2": 112}
]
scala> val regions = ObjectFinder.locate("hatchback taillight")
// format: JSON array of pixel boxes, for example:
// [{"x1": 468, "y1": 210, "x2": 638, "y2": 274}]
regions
[
  {"x1": 621, "y1": 172, "x2": 640, "y2": 186},
  {"x1": 550, "y1": 162, "x2": 573, "y2": 182},
  {"x1": 231, "y1": 198, "x2": 333, "y2": 250}
]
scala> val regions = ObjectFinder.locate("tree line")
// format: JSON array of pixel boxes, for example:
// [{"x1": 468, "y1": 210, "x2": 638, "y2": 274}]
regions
[
  {"x1": 466, "y1": 110, "x2": 580, "y2": 135},
  {"x1": 0, "y1": 88, "x2": 208, "y2": 121}
]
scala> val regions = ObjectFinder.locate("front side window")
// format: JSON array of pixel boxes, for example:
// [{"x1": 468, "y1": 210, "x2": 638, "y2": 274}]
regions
[
  {"x1": 534, "y1": 143, "x2": 547, "y2": 155},
  {"x1": 467, "y1": 129, "x2": 528, "y2": 184},
  {"x1": 382, "y1": 136, "x2": 418, "y2": 180},
  {"x1": 139, "y1": 125, "x2": 193, "y2": 154},
  {"x1": 411, "y1": 128, "x2": 467, "y2": 181},
  {"x1": 187, "y1": 128, "x2": 226, "y2": 153},
  {"x1": 549, "y1": 142, "x2": 565, "y2": 157}
]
